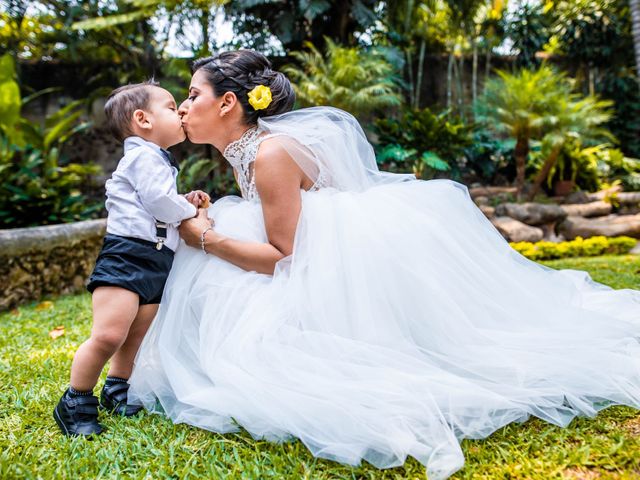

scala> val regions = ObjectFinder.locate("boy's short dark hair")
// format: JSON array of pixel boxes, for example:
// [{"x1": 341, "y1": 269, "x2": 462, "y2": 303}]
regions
[{"x1": 104, "y1": 80, "x2": 160, "y2": 142}]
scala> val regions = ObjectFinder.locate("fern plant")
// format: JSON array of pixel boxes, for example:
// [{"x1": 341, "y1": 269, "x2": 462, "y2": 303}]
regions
[
  {"x1": 0, "y1": 54, "x2": 101, "y2": 227},
  {"x1": 283, "y1": 38, "x2": 402, "y2": 117},
  {"x1": 476, "y1": 64, "x2": 572, "y2": 198},
  {"x1": 374, "y1": 107, "x2": 471, "y2": 179}
]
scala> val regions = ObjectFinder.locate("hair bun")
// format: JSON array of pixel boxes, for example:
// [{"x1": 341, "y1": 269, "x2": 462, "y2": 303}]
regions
[{"x1": 193, "y1": 50, "x2": 296, "y2": 124}]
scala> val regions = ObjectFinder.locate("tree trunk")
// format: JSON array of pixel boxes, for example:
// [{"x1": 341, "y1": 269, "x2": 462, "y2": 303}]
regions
[
  {"x1": 200, "y1": 8, "x2": 210, "y2": 56},
  {"x1": 456, "y1": 54, "x2": 465, "y2": 119},
  {"x1": 404, "y1": 0, "x2": 415, "y2": 106},
  {"x1": 514, "y1": 135, "x2": 529, "y2": 200},
  {"x1": 414, "y1": 38, "x2": 426, "y2": 108},
  {"x1": 527, "y1": 145, "x2": 561, "y2": 201},
  {"x1": 485, "y1": 45, "x2": 492, "y2": 80},
  {"x1": 406, "y1": 49, "x2": 415, "y2": 107},
  {"x1": 446, "y1": 51, "x2": 454, "y2": 109},
  {"x1": 631, "y1": 0, "x2": 640, "y2": 84},
  {"x1": 472, "y1": 36, "x2": 478, "y2": 115}
]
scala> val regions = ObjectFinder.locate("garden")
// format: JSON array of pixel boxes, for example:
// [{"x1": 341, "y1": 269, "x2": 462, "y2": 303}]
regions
[{"x1": 1, "y1": 0, "x2": 640, "y2": 478}]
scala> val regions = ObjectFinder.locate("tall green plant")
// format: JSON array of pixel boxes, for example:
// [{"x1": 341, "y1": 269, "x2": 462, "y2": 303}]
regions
[
  {"x1": 0, "y1": 54, "x2": 100, "y2": 228},
  {"x1": 283, "y1": 38, "x2": 402, "y2": 116},
  {"x1": 528, "y1": 93, "x2": 614, "y2": 199},
  {"x1": 633, "y1": 0, "x2": 640, "y2": 80},
  {"x1": 476, "y1": 64, "x2": 571, "y2": 199},
  {"x1": 374, "y1": 107, "x2": 471, "y2": 179},
  {"x1": 224, "y1": 0, "x2": 379, "y2": 52}
]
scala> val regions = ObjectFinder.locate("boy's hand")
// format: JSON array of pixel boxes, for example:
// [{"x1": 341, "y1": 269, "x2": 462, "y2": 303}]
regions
[{"x1": 185, "y1": 190, "x2": 211, "y2": 208}]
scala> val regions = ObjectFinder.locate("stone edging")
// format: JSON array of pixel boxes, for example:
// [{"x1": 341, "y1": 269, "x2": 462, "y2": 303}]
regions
[{"x1": 0, "y1": 219, "x2": 107, "y2": 311}]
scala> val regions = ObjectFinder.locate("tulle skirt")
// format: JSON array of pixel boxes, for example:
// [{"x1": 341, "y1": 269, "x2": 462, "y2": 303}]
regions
[{"x1": 129, "y1": 179, "x2": 640, "y2": 479}]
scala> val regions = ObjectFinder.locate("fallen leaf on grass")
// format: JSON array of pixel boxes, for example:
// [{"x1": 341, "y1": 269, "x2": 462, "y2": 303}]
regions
[
  {"x1": 36, "y1": 301, "x2": 54, "y2": 311},
  {"x1": 49, "y1": 326, "x2": 65, "y2": 339}
]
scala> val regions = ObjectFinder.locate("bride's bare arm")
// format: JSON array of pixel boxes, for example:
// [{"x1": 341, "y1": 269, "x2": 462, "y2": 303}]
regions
[{"x1": 179, "y1": 140, "x2": 304, "y2": 275}]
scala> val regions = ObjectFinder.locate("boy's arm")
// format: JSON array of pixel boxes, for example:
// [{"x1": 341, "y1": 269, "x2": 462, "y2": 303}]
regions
[{"x1": 131, "y1": 152, "x2": 197, "y2": 224}]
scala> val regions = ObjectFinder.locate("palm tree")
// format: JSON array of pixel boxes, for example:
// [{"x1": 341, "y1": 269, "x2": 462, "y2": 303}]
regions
[
  {"x1": 527, "y1": 95, "x2": 614, "y2": 200},
  {"x1": 476, "y1": 65, "x2": 571, "y2": 199},
  {"x1": 632, "y1": 0, "x2": 640, "y2": 82},
  {"x1": 283, "y1": 38, "x2": 402, "y2": 117}
]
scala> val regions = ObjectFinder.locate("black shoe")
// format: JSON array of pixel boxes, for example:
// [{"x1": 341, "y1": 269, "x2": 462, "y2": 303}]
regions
[
  {"x1": 100, "y1": 381, "x2": 143, "y2": 416},
  {"x1": 53, "y1": 389, "x2": 103, "y2": 437}
]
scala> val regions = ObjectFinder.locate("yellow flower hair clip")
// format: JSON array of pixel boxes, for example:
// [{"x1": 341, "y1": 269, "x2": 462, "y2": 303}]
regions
[{"x1": 248, "y1": 85, "x2": 272, "y2": 111}]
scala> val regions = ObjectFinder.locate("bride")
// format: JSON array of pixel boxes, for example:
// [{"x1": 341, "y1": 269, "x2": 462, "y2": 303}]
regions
[{"x1": 128, "y1": 49, "x2": 640, "y2": 479}]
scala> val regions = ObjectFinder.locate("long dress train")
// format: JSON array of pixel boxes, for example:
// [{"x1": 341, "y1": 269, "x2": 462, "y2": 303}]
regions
[{"x1": 129, "y1": 107, "x2": 640, "y2": 480}]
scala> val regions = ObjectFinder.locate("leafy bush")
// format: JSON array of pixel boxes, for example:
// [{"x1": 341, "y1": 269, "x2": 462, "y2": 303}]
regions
[
  {"x1": 284, "y1": 38, "x2": 402, "y2": 117},
  {"x1": 528, "y1": 142, "x2": 640, "y2": 193},
  {"x1": 463, "y1": 129, "x2": 514, "y2": 184},
  {"x1": 0, "y1": 54, "x2": 101, "y2": 228},
  {"x1": 177, "y1": 154, "x2": 238, "y2": 200},
  {"x1": 510, "y1": 236, "x2": 637, "y2": 261},
  {"x1": 374, "y1": 107, "x2": 471, "y2": 179},
  {"x1": 596, "y1": 147, "x2": 640, "y2": 191}
]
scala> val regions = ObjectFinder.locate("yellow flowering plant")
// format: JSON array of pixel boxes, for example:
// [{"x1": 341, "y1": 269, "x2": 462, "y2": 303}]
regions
[{"x1": 248, "y1": 85, "x2": 272, "y2": 110}]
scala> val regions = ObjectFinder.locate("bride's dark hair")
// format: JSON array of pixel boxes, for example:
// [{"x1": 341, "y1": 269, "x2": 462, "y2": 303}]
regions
[{"x1": 192, "y1": 50, "x2": 295, "y2": 124}]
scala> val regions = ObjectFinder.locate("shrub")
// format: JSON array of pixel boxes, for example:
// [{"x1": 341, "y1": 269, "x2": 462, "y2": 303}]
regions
[
  {"x1": 374, "y1": 107, "x2": 471, "y2": 179},
  {"x1": 0, "y1": 54, "x2": 101, "y2": 228},
  {"x1": 177, "y1": 154, "x2": 238, "y2": 200},
  {"x1": 510, "y1": 236, "x2": 637, "y2": 261},
  {"x1": 283, "y1": 38, "x2": 402, "y2": 117}
]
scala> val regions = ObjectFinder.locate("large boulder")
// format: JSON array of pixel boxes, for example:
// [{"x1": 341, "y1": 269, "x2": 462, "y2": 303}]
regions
[
  {"x1": 563, "y1": 191, "x2": 591, "y2": 204},
  {"x1": 494, "y1": 202, "x2": 567, "y2": 226},
  {"x1": 469, "y1": 186, "x2": 517, "y2": 199},
  {"x1": 616, "y1": 192, "x2": 640, "y2": 205},
  {"x1": 478, "y1": 205, "x2": 495, "y2": 218},
  {"x1": 491, "y1": 216, "x2": 544, "y2": 242},
  {"x1": 560, "y1": 201, "x2": 612, "y2": 218},
  {"x1": 557, "y1": 214, "x2": 640, "y2": 240}
]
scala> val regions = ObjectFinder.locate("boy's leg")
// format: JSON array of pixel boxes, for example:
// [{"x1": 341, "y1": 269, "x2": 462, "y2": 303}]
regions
[
  {"x1": 100, "y1": 303, "x2": 158, "y2": 416},
  {"x1": 107, "y1": 303, "x2": 159, "y2": 379},
  {"x1": 69, "y1": 286, "x2": 139, "y2": 392},
  {"x1": 55, "y1": 286, "x2": 138, "y2": 436}
]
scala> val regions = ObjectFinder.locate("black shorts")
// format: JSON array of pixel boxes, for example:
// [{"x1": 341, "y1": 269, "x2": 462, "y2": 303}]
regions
[{"x1": 87, "y1": 234, "x2": 174, "y2": 305}]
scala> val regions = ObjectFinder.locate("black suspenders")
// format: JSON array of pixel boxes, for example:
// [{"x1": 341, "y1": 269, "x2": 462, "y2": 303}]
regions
[
  {"x1": 155, "y1": 220, "x2": 168, "y2": 250},
  {"x1": 155, "y1": 149, "x2": 179, "y2": 250}
]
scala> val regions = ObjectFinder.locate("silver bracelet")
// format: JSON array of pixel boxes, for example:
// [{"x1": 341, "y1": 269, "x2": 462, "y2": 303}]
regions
[{"x1": 200, "y1": 226, "x2": 214, "y2": 254}]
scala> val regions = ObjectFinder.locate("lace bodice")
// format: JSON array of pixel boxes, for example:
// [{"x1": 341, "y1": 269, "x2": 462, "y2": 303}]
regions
[{"x1": 223, "y1": 127, "x2": 329, "y2": 201}]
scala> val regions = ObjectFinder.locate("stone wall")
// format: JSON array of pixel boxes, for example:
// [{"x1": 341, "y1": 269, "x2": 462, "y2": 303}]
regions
[{"x1": 0, "y1": 219, "x2": 106, "y2": 311}]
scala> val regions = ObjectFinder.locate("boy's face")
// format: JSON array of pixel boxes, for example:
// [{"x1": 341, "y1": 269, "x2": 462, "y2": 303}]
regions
[{"x1": 145, "y1": 87, "x2": 186, "y2": 148}]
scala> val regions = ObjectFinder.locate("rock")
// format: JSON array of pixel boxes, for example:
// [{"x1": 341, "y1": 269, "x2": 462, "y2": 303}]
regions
[
  {"x1": 618, "y1": 204, "x2": 640, "y2": 215},
  {"x1": 557, "y1": 214, "x2": 640, "y2": 240},
  {"x1": 560, "y1": 201, "x2": 612, "y2": 218},
  {"x1": 0, "y1": 219, "x2": 106, "y2": 311},
  {"x1": 491, "y1": 216, "x2": 544, "y2": 242},
  {"x1": 474, "y1": 195, "x2": 490, "y2": 206},
  {"x1": 469, "y1": 186, "x2": 517, "y2": 199},
  {"x1": 586, "y1": 184, "x2": 623, "y2": 202},
  {"x1": 479, "y1": 205, "x2": 495, "y2": 218},
  {"x1": 494, "y1": 202, "x2": 567, "y2": 226},
  {"x1": 563, "y1": 191, "x2": 591, "y2": 204},
  {"x1": 616, "y1": 192, "x2": 640, "y2": 205},
  {"x1": 539, "y1": 222, "x2": 564, "y2": 242}
]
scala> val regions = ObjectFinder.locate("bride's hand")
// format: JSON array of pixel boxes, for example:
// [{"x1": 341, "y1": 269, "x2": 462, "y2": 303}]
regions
[{"x1": 179, "y1": 208, "x2": 215, "y2": 248}]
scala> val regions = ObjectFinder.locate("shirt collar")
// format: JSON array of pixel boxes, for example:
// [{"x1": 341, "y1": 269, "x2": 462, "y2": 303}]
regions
[
  {"x1": 124, "y1": 136, "x2": 178, "y2": 170},
  {"x1": 124, "y1": 136, "x2": 165, "y2": 156}
]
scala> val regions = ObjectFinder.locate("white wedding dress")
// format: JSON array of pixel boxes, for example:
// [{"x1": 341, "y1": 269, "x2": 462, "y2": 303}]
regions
[{"x1": 129, "y1": 107, "x2": 640, "y2": 479}]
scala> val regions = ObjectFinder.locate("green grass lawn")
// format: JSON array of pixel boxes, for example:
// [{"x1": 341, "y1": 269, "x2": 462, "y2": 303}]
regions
[{"x1": 1, "y1": 255, "x2": 639, "y2": 479}]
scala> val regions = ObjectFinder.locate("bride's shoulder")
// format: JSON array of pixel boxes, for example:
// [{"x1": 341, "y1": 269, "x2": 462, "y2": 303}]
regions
[
  {"x1": 255, "y1": 136, "x2": 291, "y2": 162},
  {"x1": 254, "y1": 136, "x2": 301, "y2": 179}
]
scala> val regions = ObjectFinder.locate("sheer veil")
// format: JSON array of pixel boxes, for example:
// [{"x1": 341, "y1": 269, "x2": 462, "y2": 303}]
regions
[{"x1": 257, "y1": 106, "x2": 415, "y2": 191}]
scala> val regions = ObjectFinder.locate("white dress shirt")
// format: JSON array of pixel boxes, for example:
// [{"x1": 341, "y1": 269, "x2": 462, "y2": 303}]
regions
[{"x1": 105, "y1": 136, "x2": 196, "y2": 252}]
